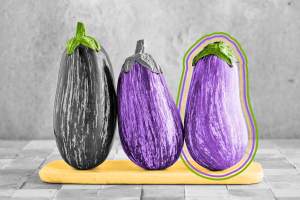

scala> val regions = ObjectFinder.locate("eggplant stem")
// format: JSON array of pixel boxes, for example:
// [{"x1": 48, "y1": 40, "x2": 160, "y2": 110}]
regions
[
  {"x1": 75, "y1": 22, "x2": 86, "y2": 38},
  {"x1": 66, "y1": 22, "x2": 101, "y2": 55},
  {"x1": 135, "y1": 39, "x2": 145, "y2": 54}
]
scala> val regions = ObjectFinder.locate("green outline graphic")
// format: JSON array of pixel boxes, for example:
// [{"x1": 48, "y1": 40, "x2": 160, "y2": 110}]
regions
[{"x1": 176, "y1": 32, "x2": 259, "y2": 180}]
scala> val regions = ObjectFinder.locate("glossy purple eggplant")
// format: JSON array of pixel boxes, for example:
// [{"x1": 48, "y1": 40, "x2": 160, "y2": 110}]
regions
[
  {"x1": 184, "y1": 42, "x2": 248, "y2": 171},
  {"x1": 53, "y1": 22, "x2": 117, "y2": 170},
  {"x1": 117, "y1": 40, "x2": 184, "y2": 170}
]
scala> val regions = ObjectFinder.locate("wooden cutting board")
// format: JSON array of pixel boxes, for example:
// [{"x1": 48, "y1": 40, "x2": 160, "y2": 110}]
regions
[{"x1": 39, "y1": 160, "x2": 263, "y2": 185}]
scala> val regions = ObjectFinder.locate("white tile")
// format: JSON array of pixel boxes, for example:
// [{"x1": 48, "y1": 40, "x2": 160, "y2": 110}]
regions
[
  {"x1": 0, "y1": 159, "x2": 13, "y2": 169},
  {"x1": 227, "y1": 182, "x2": 270, "y2": 190},
  {"x1": 279, "y1": 149, "x2": 300, "y2": 155},
  {"x1": 103, "y1": 185, "x2": 141, "y2": 189},
  {"x1": 269, "y1": 181, "x2": 300, "y2": 190},
  {"x1": 273, "y1": 189, "x2": 300, "y2": 198},
  {"x1": 5, "y1": 157, "x2": 44, "y2": 170},
  {"x1": 229, "y1": 189, "x2": 275, "y2": 200},
  {"x1": 99, "y1": 188, "x2": 141, "y2": 200},
  {"x1": 55, "y1": 189, "x2": 99, "y2": 200},
  {"x1": 185, "y1": 185, "x2": 227, "y2": 191},
  {"x1": 61, "y1": 184, "x2": 101, "y2": 190},
  {"x1": 264, "y1": 168, "x2": 299, "y2": 176},
  {"x1": 267, "y1": 174, "x2": 300, "y2": 182},
  {"x1": 186, "y1": 197, "x2": 231, "y2": 200},
  {"x1": 12, "y1": 189, "x2": 57, "y2": 198},
  {"x1": 143, "y1": 185, "x2": 184, "y2": 190},
  {"x1": 23, "y1": 140, "x2": 56, "y2": 150},
  {"x1": 274, "y1": 140, "x2": 300, "y2": 149},
  {"x1": 256, "y1": 148, "x2": 282, "y2": 155},
  {"x1": 142, "y1": 188, "x2": 183, "y2": 199},
  {"x1": 185, "y1": 186, "x2": 229, "y2": 197},
  {"x1": 0, "y1": 189, "x2": 15, "y2": 197}
]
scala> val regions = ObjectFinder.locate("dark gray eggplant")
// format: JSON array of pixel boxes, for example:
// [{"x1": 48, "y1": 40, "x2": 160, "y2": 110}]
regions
[{"x1": 53, "y1": 22, "x2": 117, "y2": 170}]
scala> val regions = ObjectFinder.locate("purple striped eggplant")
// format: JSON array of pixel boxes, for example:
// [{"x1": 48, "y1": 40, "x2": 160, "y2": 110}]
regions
[
  {"x1": 117, "y1": 40, "x2": 184, "y2": 170},
  {"x1": 53, "y1": 22, "x2": 117, "y2": 170},
  {"x1": 184, "y1": 42, "x2": 248, "y2": 171}
]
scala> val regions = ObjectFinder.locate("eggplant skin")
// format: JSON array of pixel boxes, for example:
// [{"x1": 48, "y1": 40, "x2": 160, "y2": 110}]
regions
[
  {"x1": 53, "y1": 45, "x2": 117, "y2": 170},
  {"x1": 184, "y1": 55, "x2": 248, "y2": 171},
  {"x1": 117, "y1": 63, "x2": 184, "y2": 170}
]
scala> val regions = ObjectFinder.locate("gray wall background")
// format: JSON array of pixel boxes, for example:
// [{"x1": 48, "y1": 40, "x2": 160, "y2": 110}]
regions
[{"x1": 0, "y1": 0, "x2": 299, "y2": 139}]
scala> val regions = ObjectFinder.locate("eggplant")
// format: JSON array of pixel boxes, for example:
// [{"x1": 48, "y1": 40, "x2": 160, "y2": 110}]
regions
[
  {"x1": 117, "y1": 40, "x2": 184, "y2": 170},
  {"x1": 53, "y1": 22, "x2": 117, "y2": 170},
  {"x1": 184, "y1": 42, "x2": 248, "y2": 171}
]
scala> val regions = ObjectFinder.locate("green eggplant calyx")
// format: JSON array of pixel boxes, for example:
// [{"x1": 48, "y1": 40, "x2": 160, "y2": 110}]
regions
[
  {"x1": 66, "y1": 22, "x2": 101, "y2": 55},
  {"x1": 192, "y1": 41, "x2": 236, "y2": 67}
]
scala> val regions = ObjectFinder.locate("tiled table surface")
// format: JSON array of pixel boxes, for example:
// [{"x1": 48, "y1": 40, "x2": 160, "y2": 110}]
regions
[{"x1": 0, "y1": 139, "x2": 300, "y2": 200}]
